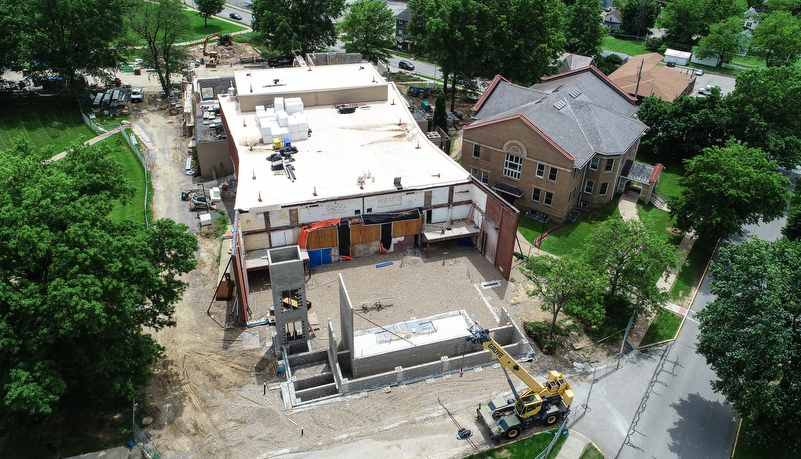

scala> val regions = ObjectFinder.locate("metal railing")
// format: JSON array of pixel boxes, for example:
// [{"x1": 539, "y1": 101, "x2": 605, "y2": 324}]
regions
[
  {"x1": 534, "y1": 415, "x2": 571, "y2": 459},
  {"x1": 133, "y1": 423, "x2": 163, "y2": 459}
]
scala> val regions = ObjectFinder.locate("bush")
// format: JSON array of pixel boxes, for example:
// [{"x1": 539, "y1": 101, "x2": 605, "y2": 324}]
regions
[{"x1": 645, "y1": 37, "x2": 662, "y2": 51}]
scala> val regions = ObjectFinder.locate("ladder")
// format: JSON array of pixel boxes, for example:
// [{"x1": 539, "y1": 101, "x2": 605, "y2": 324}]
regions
[{"x1": 465, "y1": 202, "x2": 476, "y2": 225}]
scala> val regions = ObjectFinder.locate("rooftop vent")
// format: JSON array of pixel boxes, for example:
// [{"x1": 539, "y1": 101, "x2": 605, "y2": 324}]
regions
[
  {"x1": 394, "y1": 177, "x2": 403, "y2": 190},
  {"x1": 553, "y1": 100, "x2": 567, "y2": 110},
  {"x1": 569, "y1": 89, "x2": 582, "y2": 98}
]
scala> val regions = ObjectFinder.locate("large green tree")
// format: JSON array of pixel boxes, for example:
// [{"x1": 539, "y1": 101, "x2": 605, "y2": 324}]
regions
[
  {"x1": 785, "y1": 179, "x2": 801, "y2": 241},
  {"x1": 564, "y1": 0, "x2": 606, "y2": 57},
  {"x1": 668, "y1": 141, "x2": 791, "y2": 242},
  {"x1": 751, "y1": 11, "x2": 801, "y2": 67},
  {"x1": 25, "y1": 0, "x2": 127, "y2": 94},
  {"x1": 636, "y1": 90, "x2": 732, "y2": 161},
  {"x1": 696, "y1": 17, "x2": 747, "y2": 64},
  {"x1": 661, "y1": 0, "x2": 746, "y2": 47},
  {"x1": 726, "y1": 66, "x2": 801, "y2": 169},
  {"x1": 195, "y1": 0, "x2": 225, "y2": 26},
  {"x1": 583, "y1": 219, "x2": 679, "y2": 313},
  {"x1": 0, "y1": 139, "x2": 198, "y2": 449},
  {"x1": 126, "y1": 0, "x2": 191, "y2": 96},
  {"x1": 697, "y1": 238, "x2": 801, "y2": 453},
  {"x1": 618, "y1": 0, "x2": 660, "y2": 39},
  {"x1": 339, "y1": 0, "x2": 395, "y2": 66},
  {"x1": 252, "y1": 0, "x2": 346, "y2": 55},
  {"x1": 521, "y1": 255, "x2": 607, "y2": 336}
]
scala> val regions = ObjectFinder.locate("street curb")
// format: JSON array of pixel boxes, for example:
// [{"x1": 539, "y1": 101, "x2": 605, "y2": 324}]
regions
[
  {"x1": 730, "y1": 418, "x2": 743, "y2": 458},
  {"x1": 673, "y1": 238, "x2": 719, "y2": 339}
]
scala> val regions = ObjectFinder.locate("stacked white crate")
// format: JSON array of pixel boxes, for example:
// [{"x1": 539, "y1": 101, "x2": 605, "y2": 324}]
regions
[{"x1": 258, "y1": 97, "x2": 307, "y2": 144}]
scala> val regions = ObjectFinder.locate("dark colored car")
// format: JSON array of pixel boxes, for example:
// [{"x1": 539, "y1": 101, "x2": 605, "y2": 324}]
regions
[
  {"x1": 666, "y1": 61, "x2": 676, "y2": 67},
  {"x1": 229, "y1": 12, "x2": 243, "y2": 20},
  {"x1": 398, "y1": 60, "x2": 415, "y2": 71}
]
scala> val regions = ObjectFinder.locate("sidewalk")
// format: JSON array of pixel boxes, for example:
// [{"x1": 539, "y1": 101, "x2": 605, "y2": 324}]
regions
[{"x1": 555, "y1": 431, "x2": 595, "y2": 459}]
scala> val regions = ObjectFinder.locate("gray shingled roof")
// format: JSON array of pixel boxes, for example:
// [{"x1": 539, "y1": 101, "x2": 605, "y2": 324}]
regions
[{"x1": 473, "y1": 70, "x2": 647, "y2": 168}]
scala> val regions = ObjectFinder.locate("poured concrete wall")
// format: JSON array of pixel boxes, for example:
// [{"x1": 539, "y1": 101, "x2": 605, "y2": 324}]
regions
[
  {"x1": 338, "y1": 274, "x2": 355, "y2": 354},
  {"x1": 269, "y1": 246, "x2": 310, "y2": 355}
]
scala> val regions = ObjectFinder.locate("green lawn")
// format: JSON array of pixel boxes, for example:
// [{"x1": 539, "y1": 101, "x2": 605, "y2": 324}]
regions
[
  {"x1": 580, "y1": 443, "x2": 605, "y2": 459},
  {"x1": 536, "y1": 201, "x2": 621, "y2": 256},
  {"x1": 670, "y1": 243, "x2": 714, "y2": 300},
  {"x1": 635, "y1": 149, "x2": 685, "y2": 199},
  {"x1": 640, "y1": 309, "x2": 683, "y2": 346},
  {"x1": 638, "y1": 205, "x2": 682, "y2": 247},
  {"x1": 182, "y1": 9, "x2": 249, "y2": 42},
  {"x1": 101, "y1": 135, "x2": 150, "y2": 225},
  {"x1": 603, "y1": 35, "x2": 651, "y2": 57},
  {"x1": 465, "y1": 428, "x2": 568, "y2": 459},
  {"x1": 0, "y1": 97, "x2": 95, "y2": 153}
]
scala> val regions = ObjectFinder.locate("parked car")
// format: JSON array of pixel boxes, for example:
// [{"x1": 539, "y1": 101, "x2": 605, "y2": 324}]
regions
[
  {"x1": 698, "y1": 85, "x2": 718, "y2": 95},
  {"x1": 229, "y1": 12, "x2": 242, "y2": 20},
  {"x1": 130, "y1": 88, "x2": 144, "y2": 102},
  {"x1": 695, "y1": 68, "x2": 704, "y2": 76},
  {"x1": 398, "y1": 60, "x2": 415, "y2": 71},
  {"x1": 666, "y1": 61, "x2": 676, "y2": 67}
]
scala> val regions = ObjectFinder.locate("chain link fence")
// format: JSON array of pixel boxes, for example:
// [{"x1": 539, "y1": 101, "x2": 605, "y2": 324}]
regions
[
  {"x1": 133, "y1": 423, "x2": 163, "y2": 459},
  {"x1": 535, "y1": 414, "x2": 571, "y2": 459}
]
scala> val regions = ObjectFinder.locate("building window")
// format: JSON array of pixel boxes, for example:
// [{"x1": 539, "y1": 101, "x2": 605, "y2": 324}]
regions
[
  {"x1": 544, "y1": 192, "x2": 554, "y2": 206},
  {"x1": 590, "y1": 157, "x2": 599, "y2": 170},
  {"x1": 605, "y1": 158, "x2": 615, "y2": 172},
  {"x1": 470, "y1": 167, "x2": 480, "y2": 179},
  {"x1": 584, "y1": 180, "x2": 595, "y2": 194},
  {"x1": 473, "y1": 144, "x2": 481, "y2": 158},
  {"x1": 504, "y1": 154, "x2": 523, "y2": 180},
  {"x1": 548, "y1": 167, "x2": 558, "y2": 181},
  {"x1": 532, "y1": 187, "x2": 541, "y2": 202},
  {"x1": 600, "y1": 182, "x2": 609, "y2": 196},
  {"x1": 481, "y1": 171, "x2": 490, "y2": 184},
  {"x1": 568, "y1": 188, "x2": 574, "y2": 203},
  {"x1": 536, "y1": 163, "x2": 545, "y2": 178}
]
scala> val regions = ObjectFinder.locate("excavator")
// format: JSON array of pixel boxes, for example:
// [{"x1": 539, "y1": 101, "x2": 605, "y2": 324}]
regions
[
  {"x1": 203, "y1": 33, "x2": 233, "y2": 55},
  {"x1": 466, "y1": 324, "x2": 574, "y2": 443}
]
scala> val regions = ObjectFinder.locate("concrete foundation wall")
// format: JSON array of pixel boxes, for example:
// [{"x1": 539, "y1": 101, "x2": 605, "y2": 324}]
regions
[
  {"x1": 287, "y1": 348, "x2": 329, "y2": 367},
  {"x1": 294, "y1": 373, "x2": 334, "y2": 391},
  {"x1": 294, "y1": 382, "x2": 339, "y2": 404},
  {"x1": 328, "y1": 321, "x2": 343, "y2": 390},
  {"x1": 338, "y1": 274, "x2": 355, "y2": 353}
]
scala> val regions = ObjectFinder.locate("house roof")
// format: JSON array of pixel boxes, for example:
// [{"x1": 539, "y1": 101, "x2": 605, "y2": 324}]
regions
[
  {"x1": 608, "y1": 53, "x2": 696, "y2": 102},
  {"x1": 620, "y1": 160, "x2": 664, "y2": 184},
  {"x1": 604, "y1": 9, "x2": 622, "y2": 23},
  {"x1": 558, "y1": 53, "x2": 595, "y2": 72},
  {"x1": 468, "y1": 68, "x2": 647, "y2": 169}
]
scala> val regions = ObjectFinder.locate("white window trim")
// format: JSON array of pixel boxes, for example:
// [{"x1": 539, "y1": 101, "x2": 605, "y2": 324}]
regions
[
  {"x1": 548, "y1": 166, "x2": 558, "y2": 182},
  {"x1": 590, "y1": 157, "x2": 599, "y2": 170},
  {"x1": 584, "y1": 180, "x2": 595, "y2": 194},
  {"x1": 504, "y1": 153, "x2": 523, "y2": 180},
  {"x1": 532, "y1": 187, "x2": 541, "y2": 202},
  {"x1": 543, "y1": 191, "x2": 554, "y2": 206},
  {"x1": 605, "y1": 158, "x2": 615, "y2": 172},
  {"x1": 481, "y1": 170, "x2": 490, "y2": 184},
  {"x1": 472, "y1": 144, "x2": 481, "y2": 158},
  {"x1": 599, "y1": 182, "x2": 609, "y2": 196},
  {"x1": 536, "y1": 163, "x2": 545, "y2": 178}
]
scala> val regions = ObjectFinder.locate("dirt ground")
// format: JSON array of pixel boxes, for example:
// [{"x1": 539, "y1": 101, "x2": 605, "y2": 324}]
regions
[{"x1": 123, "y1": 44, "x2": 619, "y2": 459}]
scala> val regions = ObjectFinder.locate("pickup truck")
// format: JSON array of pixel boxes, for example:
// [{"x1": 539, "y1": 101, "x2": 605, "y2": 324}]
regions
[{"x1": 131, "y1": 88, "x2": 144, "y2": 103}]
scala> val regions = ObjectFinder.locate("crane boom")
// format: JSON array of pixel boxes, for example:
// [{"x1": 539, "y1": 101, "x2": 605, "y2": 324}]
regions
[{"x1": 467, "y1": 324, "x2": 547, "y2": 392}]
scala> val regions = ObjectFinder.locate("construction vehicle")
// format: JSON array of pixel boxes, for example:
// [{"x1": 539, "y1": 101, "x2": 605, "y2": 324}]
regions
[
  {"x1": 203, "y1": 33, "x2": 233, "y2": 55},
  {"x1": 207, "y1": 50, "x2": 219, "y2": 68},
  {"x1": 466, "y1": 324, "x2": 573, "y2": 443}
]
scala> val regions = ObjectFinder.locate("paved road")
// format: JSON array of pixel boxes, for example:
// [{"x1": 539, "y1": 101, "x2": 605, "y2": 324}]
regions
[{"x1": 182, "y1": 0, "x2": 253, "y2": 24}]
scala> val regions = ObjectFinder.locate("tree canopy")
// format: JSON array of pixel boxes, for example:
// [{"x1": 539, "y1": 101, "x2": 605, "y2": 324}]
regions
[
  {"x1": 583, "y1": 218, "x2": 679, "y2": 313},
  {"x1": 661, "y1": 0, "x2": 746, "y2": 47},
  {"x1": 751, "y1": 10, "x2": 801, "y2": 67},
  {"x1": 338, "y1": 0, "x2": 395, "y2": 66},
  {"x1": 24, "y1": 0, "x2": 127, "y2": 94},
  {"x1": 521, "y1": 255, "x2": 607, "y2": 336},
  {"x1": 668, "y1": 141, "x2": 791, "y2": 242},
  {"x1": 726, "y1": 66, "x2": 801, "y2": 169},
  {"x1": 696, "y1": 17, "x2": 747, "y2": 64},
  {"x1": 126, "y1": 0, "x2": 191, "y2": 96},
  {"x1": 697, "y1": 238, "x2": 801, "y2": 452},
  {"x1": 252, "y1": 0, "x2": 346, "y2": 55},
  {"x1": 564, "y1": 0, "x2": 606, "y2": 57},
  {"x1": 636, "y1": 91, "x2": 732, "y2": 161},
  {"x1": 195, "y1": 0, "x2": 225, "y2": 26},
  {"x1": 0, "y1": 139, "x2": 198, "y2": 449},
  {"x1": 618, "y1": 0, "x2": 660, "y2": 39}
]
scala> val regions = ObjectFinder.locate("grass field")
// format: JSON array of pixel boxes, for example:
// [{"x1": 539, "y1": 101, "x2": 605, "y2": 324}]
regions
[
  {"x1": 0, "y1": 97, "x2": 95, "y2": 153},
  {"x1": 100, "y1": 134, "x2": 150, "y2": 225},
  {"x1": 464, "y1": 428, "x2": 568, "y2": 459},
  {"x1": 635, "y1": 149, "x2": 685, "y2": 198},
  {"x1": 670, "y1": 243, "x2": 714, "y2": 300},
  {"x1": 640, "y1": 309, "x2": 683, "y2": 346},
  {"x1": 603, "y1": 35, "x2": 650, "y2": 57},
  {"x1": 580, "y1": 442, "x2": 605, "y2": 459},
  {"x1": 537, "y1": 201, "x2": 620, "y2": 256},
  {"x1": 183, "y1": 9, "x2": 249, "y2": 42}
]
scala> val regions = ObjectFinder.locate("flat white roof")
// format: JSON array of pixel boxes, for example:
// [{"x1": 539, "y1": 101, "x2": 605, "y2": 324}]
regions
[
  {"x1": 234, "y1": 63, "x2": 383, "y2": 99},
  {"x1": 221, "y1": 65, "x2": 469, "y2": 213},
  {"x1": 353, "y1": 311, "x2": 472, "y2": 358}
]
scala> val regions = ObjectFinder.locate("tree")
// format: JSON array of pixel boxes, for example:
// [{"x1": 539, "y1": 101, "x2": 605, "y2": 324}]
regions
[
  {"x1": 195, "y1": 0, "x2": 225, "y2": 26},
  {"x1": 0, "y1": 139, "x2": 198, "y2": 448},
  {"x1": 339, "y1": 0, "x2": 395, "y2": 66},
  {"x1": 661, "y1": 0, "x2": 747, "y2": 48},
  {"x1": 595, "y1": 53, "x2": 624, "y2": 74},
  {"x1": 725, "y1": 67, "x2": 801, "y2": 169},
  {"x1": 783, "y1": 177, "x2": 801, "y2": 241},
  {"x1": 583, "y1": 218, "x2": 680, "y2": 313},
  {"x1": 636, "y1": 90, "x2": 732, "y2": 161},
  {"x1": 433, "y1": 91, "x2": 448, "y2": 132},
  {"x1": 618, "y1": 0, "x2": 660, "y2": 39},
  {"x1": 668, "y1": 141, "x2": 791, "y2": 242},
  {"x1": 751, "y1": 11, "x2": 801, "y2": 67},
  {"x1": 251, "y1": 0, "x2": 346, "y2": 55},
  {"x1": 697, "y1": 238, "x2": 801, "y2": 453},
  {"x1": 126, "y1": 0, "x2": 191, "y2": 96},
  {"x1": 696, "y1": 17, "x2": 747, "y2": 64},
  {"x1": 24, "y1": 0, "x2": 127, "y2": 94},
  {"x1": 564, "y1": 0, "x2": 606, "y2": 57},
  {"x1": 520, "y1": 255, "x2": 607, "y2": 336}
]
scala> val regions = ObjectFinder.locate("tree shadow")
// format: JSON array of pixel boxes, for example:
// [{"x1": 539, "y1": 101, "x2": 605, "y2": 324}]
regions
[{"x1": 667, "y1": 392, "x2": 738, "y2": 458}]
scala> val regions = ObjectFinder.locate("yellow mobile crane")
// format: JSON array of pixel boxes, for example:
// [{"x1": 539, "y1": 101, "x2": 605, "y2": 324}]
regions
[{"x1": 466, "y1": 324, "x2": 574, "y2": 443}]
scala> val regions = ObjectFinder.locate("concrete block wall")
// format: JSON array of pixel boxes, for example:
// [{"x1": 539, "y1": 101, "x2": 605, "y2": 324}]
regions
[
  {"x1": 295, "y1": 382, "x2": 339, "y2": 403},
  {"x1": 294, "y1": 372, "x2": 335, "y2": 391},
  {"x1": 327, "y1": 320, "x2": 343, "y2": 390},
  {"x1": 287, "y1": 348, "x2": 329, "y2": 367},
  {"x1": 338, "y1": 274, "x2": 355, "y2": 353},
  {"x1": 269, "y1": 246, "x2": 311, "y2": 354}
]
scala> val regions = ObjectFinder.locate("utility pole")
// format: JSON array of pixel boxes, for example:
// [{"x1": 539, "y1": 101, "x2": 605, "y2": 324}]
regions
[{"x1": 633, "y1": 59, "x2": 644, "y2": 99}]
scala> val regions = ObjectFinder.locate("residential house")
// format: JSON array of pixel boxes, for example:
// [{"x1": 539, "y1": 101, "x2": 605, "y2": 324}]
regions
[
  {"x1": 608, "y1": 53, "x2": 697, "y2": 102},
  {"x1": 604, "y1": 9, "x2": 623, "y2": 31},
  {"x1": 461, "y1": 67, "x2": 654, "y2": 224},
  {"x1": 395, "y1": 6, "x2": 412, "y2": 51},
  {"x1": 557, "y1": 53, "x2": 596, "y2": 74},
  {"x1": 744, "y1": 7, "x2": 759, "y2": 34}
]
